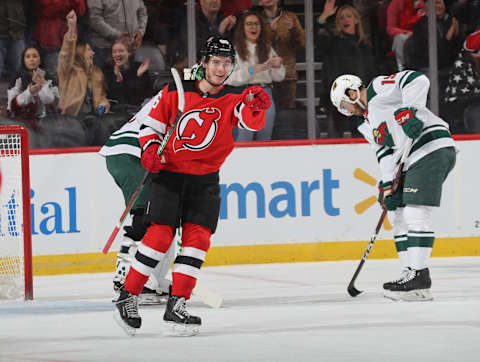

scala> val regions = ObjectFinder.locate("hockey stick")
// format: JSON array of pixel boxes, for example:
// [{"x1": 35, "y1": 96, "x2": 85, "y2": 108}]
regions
[
  {"x1": 103, "y1": 68, "x2": 185, "y2": 254},
  {"x1": 347, "y1": 138, "x2": 413, "y2": 297}
]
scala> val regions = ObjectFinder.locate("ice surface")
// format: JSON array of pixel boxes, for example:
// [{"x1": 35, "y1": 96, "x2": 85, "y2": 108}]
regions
[{"x1": 0, "y1": 257, "x2": 479, "y2": 362}]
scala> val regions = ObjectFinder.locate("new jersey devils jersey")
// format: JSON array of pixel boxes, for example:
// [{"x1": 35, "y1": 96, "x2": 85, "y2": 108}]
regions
[{"x1": 139, "y1": 80, "x2": 265, "y2": 175}]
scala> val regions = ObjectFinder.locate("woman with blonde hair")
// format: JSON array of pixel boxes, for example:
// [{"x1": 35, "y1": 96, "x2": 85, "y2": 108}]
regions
[
  {"x1": 57, "y1": 10, "x2": 109, "y2": 118},
  {"x1": 226, "y1": 10, "x2": 285, "y2": 141},
  {"x1": 104, "y1": 36, "x2": 152, "y2": 112},
  {"x1": 316, "y1": 1, "x2": 377, "y2": 137}
]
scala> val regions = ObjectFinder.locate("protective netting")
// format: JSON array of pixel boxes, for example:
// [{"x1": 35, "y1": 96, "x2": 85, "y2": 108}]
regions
[{"x1": 0, "y1": 132, "x2": 25, "y2": 300}]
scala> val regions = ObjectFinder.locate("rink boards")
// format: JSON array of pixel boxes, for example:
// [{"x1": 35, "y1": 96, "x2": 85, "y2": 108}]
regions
[{"x1": 7, "y1": 137, "x2": 479, "y2": 275}]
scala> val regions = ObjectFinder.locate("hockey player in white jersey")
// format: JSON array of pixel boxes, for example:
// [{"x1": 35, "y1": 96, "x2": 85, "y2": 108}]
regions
[
  {"x1": 330, "y1": 71, "x2": 457, "y2": 301},
  {"x1": 99, "y1": 96, "x2": 174, "y2": 305}
]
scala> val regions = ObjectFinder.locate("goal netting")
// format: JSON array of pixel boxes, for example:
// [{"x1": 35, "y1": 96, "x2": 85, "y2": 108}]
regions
[{"x1": 0, "y1": 126, "x2": 33, "y2": 300}]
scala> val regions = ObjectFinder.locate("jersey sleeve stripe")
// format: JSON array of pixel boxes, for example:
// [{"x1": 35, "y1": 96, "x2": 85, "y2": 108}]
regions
[
  {"x1": 104, "y1": 136, "x2": 139, "y2": 148},
  {"x1": 410, "y1": 128, "x2": 452, "y2": 154},
  {"x1": 376, "y1": 147, "x2": 393, "y2": 162},
  {"x1": 400, "y1": 71, "x2": 423, "y2": 89},
  {"x1": 366, "y1": 82, "x2": 377, "y2": 102},
  {"x1": 110, "y1": 131, "x2": 139, "y2": 139}
]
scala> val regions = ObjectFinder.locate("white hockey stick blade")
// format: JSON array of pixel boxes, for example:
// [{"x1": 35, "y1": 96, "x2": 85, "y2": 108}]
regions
[{"x1": 192, "y1": 284, "x2": 223, "y2": 309}]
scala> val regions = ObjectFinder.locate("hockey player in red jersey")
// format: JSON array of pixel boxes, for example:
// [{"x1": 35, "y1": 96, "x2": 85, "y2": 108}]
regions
[{"x1": 114, "y1": 37, "x2": 271, "y2": 336}]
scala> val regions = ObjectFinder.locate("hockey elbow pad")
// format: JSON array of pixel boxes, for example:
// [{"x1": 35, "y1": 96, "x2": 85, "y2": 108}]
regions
[{"x1": 394, "y1": 107, "x2": 423, "y2": 139}]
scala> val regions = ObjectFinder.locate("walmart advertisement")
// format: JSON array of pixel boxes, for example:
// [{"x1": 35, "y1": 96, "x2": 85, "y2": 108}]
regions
[{"x1": 13, "y1": 139, "x2": 480, "y2": 273}]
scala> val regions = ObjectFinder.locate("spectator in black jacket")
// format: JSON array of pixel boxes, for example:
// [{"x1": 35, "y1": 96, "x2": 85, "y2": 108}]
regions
[
  {"x1": 104, "y1": 37, "x2": 153, "y2": 114},
  {"x1": 404, "y1": 0, "x2": 463, "y2": 73},
  {"x1": 316, "y1": 1, "x2": 377, "y2": 137}
]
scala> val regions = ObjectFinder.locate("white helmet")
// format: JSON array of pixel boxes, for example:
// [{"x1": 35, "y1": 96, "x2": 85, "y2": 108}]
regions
[{"x1": 330, "y1": 74, "x2": 364, "y2": 116}]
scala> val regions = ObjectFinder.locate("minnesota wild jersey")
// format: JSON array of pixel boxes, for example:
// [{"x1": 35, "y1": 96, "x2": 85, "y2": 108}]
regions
[
  {"x1": 99, "y1": 95, "x2": 158, "y2": 158},
  {"x1": 358, "y1": 70, "x2": 456, "y2": 183}
]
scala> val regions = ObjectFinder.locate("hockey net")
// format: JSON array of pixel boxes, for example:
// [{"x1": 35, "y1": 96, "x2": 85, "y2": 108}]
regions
[{"x1": 0, "y1": 126, "x2": 33, "y2": 300}]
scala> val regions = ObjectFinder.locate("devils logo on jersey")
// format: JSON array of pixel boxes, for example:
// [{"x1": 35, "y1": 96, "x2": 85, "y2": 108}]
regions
[{"x1": 173, "y1": 107, "x2": 220, "y2": 152}]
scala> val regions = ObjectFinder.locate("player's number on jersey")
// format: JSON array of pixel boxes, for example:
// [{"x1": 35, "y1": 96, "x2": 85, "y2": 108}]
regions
[{"x1": 381, "y1": 73, "x2": 397, "y2": 85}]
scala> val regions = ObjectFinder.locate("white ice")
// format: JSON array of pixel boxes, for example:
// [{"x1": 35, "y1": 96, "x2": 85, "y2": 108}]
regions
[{"x1": 1, "y1": 257, "x2": 479, "y2": 362}]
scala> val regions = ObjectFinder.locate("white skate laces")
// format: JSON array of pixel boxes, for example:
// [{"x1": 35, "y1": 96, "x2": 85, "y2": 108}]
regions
[
  {"x1": 123, "y1": 295, "x2": 140, "y2": 319},
  {"x1": 173, "y1": 297, "x2": 190, "y2": 319}
]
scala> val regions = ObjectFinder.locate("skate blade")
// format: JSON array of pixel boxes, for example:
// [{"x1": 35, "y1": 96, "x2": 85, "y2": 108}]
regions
[
  {"x1": 113, "y1": 310, "x2": 137, "y2": 337},
  {"x1": 112, "y1": 290, "x2": 120, "y2": 303},
  {"x1": 164, "y1": 321, "x2": 200, "y2": 337},
  {"x1": 383, "y1": 290, "x2": 402, "y2": 301},
  {"x1": 400, "y1": 289, "x2": 433, "y2": 302},
  {"x1": 138, "y1": 294, "x2": 168, "y2": 306}
]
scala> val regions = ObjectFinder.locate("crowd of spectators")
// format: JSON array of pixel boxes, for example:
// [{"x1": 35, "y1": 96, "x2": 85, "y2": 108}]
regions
[{"x1": 0, "y1": 0, "x2": 479, "y2": 148}]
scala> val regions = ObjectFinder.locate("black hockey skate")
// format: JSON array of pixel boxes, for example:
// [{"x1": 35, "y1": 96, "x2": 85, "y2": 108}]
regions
[
  {"x1": 114, "y1": 288, "x2": 142, "y2": 336},
  {"x1": 163, "y1": 296, "x2": 201, "y2": 336},
  {"x1": 383, "y1": 267, "x2": 412, "y2": 290},
  {"x1": 388, "y1": 268, "x2": 433, "y2": 301}
]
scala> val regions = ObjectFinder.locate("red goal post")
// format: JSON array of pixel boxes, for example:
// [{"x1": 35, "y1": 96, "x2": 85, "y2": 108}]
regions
[{"x1": 0, "y1": 125, "x2": 33, "y2": 300}]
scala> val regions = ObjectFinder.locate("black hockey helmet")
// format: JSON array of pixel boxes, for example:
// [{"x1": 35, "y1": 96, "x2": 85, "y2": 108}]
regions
[{"x1": 200, "y1": 37, "x2": 235, "y2": 63}]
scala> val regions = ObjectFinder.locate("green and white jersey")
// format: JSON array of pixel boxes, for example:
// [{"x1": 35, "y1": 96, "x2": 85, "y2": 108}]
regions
[
  {"x1": 99, "y1": 95, "x2": 158, "y2": 158},
  {"x1": 358, "y1": 70, "x2": 457, "y2": 183}
]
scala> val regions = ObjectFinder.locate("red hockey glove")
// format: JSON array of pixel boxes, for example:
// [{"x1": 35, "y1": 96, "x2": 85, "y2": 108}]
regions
[
  {"x1": 242, "y1": 86, "x2": 271, "y2": 112},
  {"x1": 141, "y1": 140, "x2": 167, "y2": 173},
  {"x1": 394, "y1": 107, "x2": 423, "y2": 139}
]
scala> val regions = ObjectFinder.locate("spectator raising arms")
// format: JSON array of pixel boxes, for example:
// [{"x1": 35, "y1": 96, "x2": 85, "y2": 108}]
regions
[
  {"x1": 7, "y1": 45, "x2": 58, "y2": 123},
  {"x1": 87, "y1": 0, "x2": 148, "y2": 68},
  {"x1": 33, "y1": 0, "x2": 86, "y2": 82},
  {"x1": 404, "y1": 0, "x2": 462, "y2": 73},
  {"x1": 104, "y1": 37, "x2": 153, "y2": 113},
  {"x1": 226, "y1": 10, "x2": 285, "y2": 141},
  {"x1": 259, "y1": 0, "x2": 305, "y2": 109},
  {"x1": 316, "y1": 2, "x2": 377, "y2": 137},
  {"x1": 57, "y1": 10, "x2": 109, "y2": 118}
]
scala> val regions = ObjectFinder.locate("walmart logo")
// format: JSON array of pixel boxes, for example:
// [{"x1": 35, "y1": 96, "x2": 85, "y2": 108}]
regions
[{"x1": 353, "y1": 168, "x2": 392, "y2": 230}]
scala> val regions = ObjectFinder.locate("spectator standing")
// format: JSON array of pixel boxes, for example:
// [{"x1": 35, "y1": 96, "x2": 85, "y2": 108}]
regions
[
  {"x1": 0, "y1": 0, "x2": 26, "y2": 82},
  {"x1": 142, "y1": 0, "x2": 170, "y2": 56},
  {"x1": 33, "y1": 0, "x2": 86, "y2": 82},
  {"x1": 57, "y1": 10, "x2": 109, "y2": 117},
  {"x1": 259, "y1": 0, "x2": 305, "y2": 109},
  {"x1": 7, "y1": 45, "x2": 57, "y2": 124},
  {"x1": 104, "y1": 37, "x2": 153, "y2": 113},
  {"x1": 386, "y1": 0, "x2": 425, "y2": 71},
  {"x1": 226, "y1": 10, "x2": 285, "y2": 141},
  {"x1": 171, "y1": 0, "x2": 237, "y2": 70},
  {"x1": 87, "y1": 0, "x2": 148, "y2": 68},
  {"x1": 404, "y1": 0, "x2": 462, "y2": 73},
  {"x1": 316, "y1": 1, "x2": 377, "y2": 137}
]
